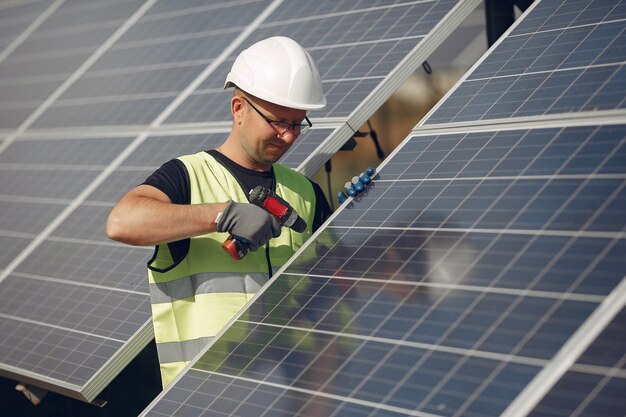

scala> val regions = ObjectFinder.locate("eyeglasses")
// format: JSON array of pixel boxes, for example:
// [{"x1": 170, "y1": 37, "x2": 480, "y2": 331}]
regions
[{"x1": 242, "y1": 97, "x2": 312, "y2": 135}]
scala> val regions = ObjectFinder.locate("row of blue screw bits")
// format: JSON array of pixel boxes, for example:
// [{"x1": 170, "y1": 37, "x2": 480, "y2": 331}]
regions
[{"x1": 337, "y1": 167, "x2": 376, "y2": 204}]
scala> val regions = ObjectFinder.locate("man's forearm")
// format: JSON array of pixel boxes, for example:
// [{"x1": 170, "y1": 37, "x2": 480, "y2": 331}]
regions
[{"x1": 106, "y1": 185, "x2": 227, "y2": 246}]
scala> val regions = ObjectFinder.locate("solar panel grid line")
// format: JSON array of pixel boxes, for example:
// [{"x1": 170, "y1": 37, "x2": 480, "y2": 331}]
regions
[
  {"x1": 0, "y1": 311, "x2": 129, "y2": 344},
  {"x1": 465, "y1": 60, "x2": 626, "y2": 85},
  {"x1": 0, "y1": 0, "x2": 43, "y2": 12},
  {"x1": 0, "y1": 193, "x2": 71, "y2": 204},
  {"x1": 80, "y1": 200, "x2": 116, "y2": 208},
  {"x1": 569, "y1": 362, "x2": 626, "y2": 380},
  {"x1": 0, "y1": 162, "x2": 105, "y2": 171},
  {"x1": 2, "y1": 42, "x2": 93, "y2": 67},
  {"x1": 0, "y1": 230, "x2": 37, "y2": 241},
  {"x1": 280, "y1": 271, "x2": 607, "y2": 303},
  {"x1": 11, "y1": 271, "x2": 149, "y2": 296},
  {"x1": 331, "y1": 180, "x2": 623, "y2": 250},
  {"x1": 326, "y1": 289, "x2": 459, "y2": 417},
  {"x1": 105, "y1": 24, "x2": 242, "y2": 56},
  {"x1": 513, "y1": 65, "x2": 622, "y2": 123},
  {"x1": 86, "y1": 57, "x2": 219, "y2": 79},
  {"x1": 500, "y1": 277, "x2": 626, "y2": 417},
  {"x1": 50, "y1": 90, "x2": 188, "y2": 108},
  {"x1": 0, "y1": 0, "x2": 158, "y2": 155},
  {"x1": 410, "y1": 108, "x2": 626, "y2": 135},
  {"x1": 511, "y1": 17, "x2": 626, "y2": 40},
  {"x1": 0, "y1": 0, "x2": 63, "y2": 64},
  {"x1": 126, "y1": 0, "x2": 246, "y2": 22},
  {"x1": 13, "y1": 123, "x2": 233, "y2": 139},
  {"x1": 33, "y1": 15, "x2": 131, "y2": 40},
  {"x1": 23, "y1": 0, "x2": 158, "y2": 42},
  {"x1": 329, "y1": 224, "x2": 625, "y2": 240},
  {"x1": 263, "y1": 0, "x2": 440, "y2": 28},
  {"x1": 374, "y1": 172, "x2": 626, "y2": 182}
]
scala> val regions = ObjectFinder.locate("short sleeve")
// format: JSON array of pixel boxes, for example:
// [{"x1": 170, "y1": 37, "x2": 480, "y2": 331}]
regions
[{"x1": 142, "y1": 159, "x2": 190, "y2": 205}]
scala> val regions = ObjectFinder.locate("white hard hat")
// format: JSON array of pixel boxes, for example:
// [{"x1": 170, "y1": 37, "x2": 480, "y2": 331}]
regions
[{"x1": 224, "y1": 36, "x2": 326, "y2": 110}]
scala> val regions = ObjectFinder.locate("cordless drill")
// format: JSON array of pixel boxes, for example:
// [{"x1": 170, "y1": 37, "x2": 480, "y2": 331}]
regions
[{"x1": 222, "y1": 186, "x2": 307, "y2": 260}]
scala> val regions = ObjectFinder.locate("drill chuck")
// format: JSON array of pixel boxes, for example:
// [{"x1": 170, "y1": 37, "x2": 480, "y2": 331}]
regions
[
  {"x1": 222, "y1": 186, "x2": 307, "y2": 260},
  {"x1": 249, "y1": 186, "x2": 307, "y2": 232}
]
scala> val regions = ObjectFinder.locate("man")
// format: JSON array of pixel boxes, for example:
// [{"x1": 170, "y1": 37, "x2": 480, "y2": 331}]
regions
[{"x1": 106, "y1": 36, "x2": 331, "y2": 387}]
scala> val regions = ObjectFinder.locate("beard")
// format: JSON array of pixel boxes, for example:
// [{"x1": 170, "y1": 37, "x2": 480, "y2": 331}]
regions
[{"x1": 259, "y1": 139, "x2": 290, "y2": 163}]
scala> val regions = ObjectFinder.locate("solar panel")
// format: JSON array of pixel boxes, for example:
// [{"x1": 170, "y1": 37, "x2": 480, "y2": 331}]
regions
[
  {"x1": 140, "y1": 0, "x2": 626, "y2": 415},
  {"x1": 0, "y1": 0, "x2": 478, "y2": 404},
  {"x1": 425, "y1": 1, "x2": 626, "y2": 124}
]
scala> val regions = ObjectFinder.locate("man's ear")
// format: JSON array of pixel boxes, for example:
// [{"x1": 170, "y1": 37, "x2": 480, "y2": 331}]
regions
[{"x1": 231, "y1": 96, "x2": 245, "y2": 124}]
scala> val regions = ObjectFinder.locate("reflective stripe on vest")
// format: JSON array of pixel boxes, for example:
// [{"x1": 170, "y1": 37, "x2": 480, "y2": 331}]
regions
[
  {"x1": 149, "y1": 272, "x2": 266, "y2": 304},
  {"x1": 147, "y1": 152, "x2": 315, "y2": 387}
]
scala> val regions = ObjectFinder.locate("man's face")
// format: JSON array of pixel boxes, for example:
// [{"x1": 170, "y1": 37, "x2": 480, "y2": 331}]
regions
[{"x1": 237, "y1": 95, "x2": 307, "y2": 170}]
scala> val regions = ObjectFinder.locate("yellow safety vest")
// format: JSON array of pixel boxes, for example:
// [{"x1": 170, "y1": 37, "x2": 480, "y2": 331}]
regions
[{"x1": 147, "y1": 151, "x2": 315, "y2": 387}]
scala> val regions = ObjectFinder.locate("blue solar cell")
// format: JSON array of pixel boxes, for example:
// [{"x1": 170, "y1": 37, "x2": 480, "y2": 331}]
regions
[
  {"x1": 33, "y1": 96, "x2": 175, "y2": 127},
  {"x1": 0, "y1": 201, "x2": 65, "y2": 235},
  {"x1": 325, "y1": 178, "x2": 625, "y2": 233},
  {"x1": 122, "y1": 134, "x2": 225, "y2": 167},
  {"x1": 379, "y1": 126, "x2": 626, "y2": 179},
  {"x1": 0, "y1": 275, "x2": 149, "y2": 340},
  {"x1": 15, "y1": 240, "x2": 151, "y2": 291},
  {"x1": 0, "y1": 236, "x2": 31, "y2": 271},
  {"x1": 514, "y1": 0, "x2": 626, "y2": 35},
  {"x1": 528, "y1": 372, "x2": 626, "y2": 417},
  {"x1": 427, "y1": 4, "x2": 626, "y2": 124}
]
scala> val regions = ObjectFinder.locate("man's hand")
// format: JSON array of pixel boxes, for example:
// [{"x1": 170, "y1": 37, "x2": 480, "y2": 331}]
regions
[{"x1": 216, "y1": 201, "x2": 281, "y2": 250}]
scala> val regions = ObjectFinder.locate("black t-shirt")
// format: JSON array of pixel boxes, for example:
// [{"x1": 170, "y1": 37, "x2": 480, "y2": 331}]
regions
[{"x1": 143, "y1": 149, "x2": 332, "y2": 231}]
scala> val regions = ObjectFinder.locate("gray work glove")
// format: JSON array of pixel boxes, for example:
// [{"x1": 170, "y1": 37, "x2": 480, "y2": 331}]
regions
[{"x1": 216, "y1": 201, "x2": 281, "y2": 250}]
